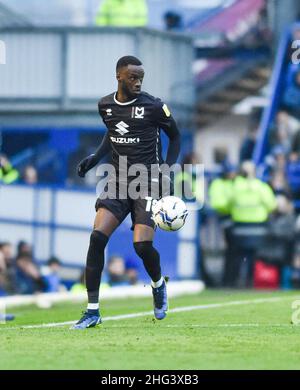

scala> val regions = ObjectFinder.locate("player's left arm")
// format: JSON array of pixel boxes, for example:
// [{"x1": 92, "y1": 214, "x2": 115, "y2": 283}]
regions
[
  {"x1": 156, "y1": 102, "x2": 181, "y2": 166},
  {"x1": 155, "y1": 101, "x2": 181, "y2": 196}
]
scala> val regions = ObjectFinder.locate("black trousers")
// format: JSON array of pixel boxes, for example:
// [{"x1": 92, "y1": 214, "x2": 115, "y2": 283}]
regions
[{"x1": 228, "y1": 223, "x2": 267, "y2": 288}]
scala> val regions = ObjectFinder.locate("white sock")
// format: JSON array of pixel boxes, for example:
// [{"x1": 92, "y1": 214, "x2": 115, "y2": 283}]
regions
[
  {"x1": 87, "y1": 303, "x2": 99, "y2": 311},
  {"x1": 151, "y1": 277, "x2": 164, "y2": 288}
]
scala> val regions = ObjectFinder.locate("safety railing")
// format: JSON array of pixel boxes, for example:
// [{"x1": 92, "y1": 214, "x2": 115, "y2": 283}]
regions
[{"x1": 0, "y1": 183, "x2": 200, "y2": 281}]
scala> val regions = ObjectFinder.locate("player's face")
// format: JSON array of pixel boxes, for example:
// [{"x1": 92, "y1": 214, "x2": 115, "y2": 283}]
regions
[{"x1": 118, "y1": 65, "x2": 144, "y2": 98}]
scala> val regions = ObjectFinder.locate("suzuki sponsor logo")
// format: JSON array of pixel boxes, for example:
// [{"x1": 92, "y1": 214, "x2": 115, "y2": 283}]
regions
[
  {"x1": 110, "y1": 136, "x2": 140, "y2": 144},
  {"x1": 115, "y1": 121, "x2": 129, "y2": 136}
]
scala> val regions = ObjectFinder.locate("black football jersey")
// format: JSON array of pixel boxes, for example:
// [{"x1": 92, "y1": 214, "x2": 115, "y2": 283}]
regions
[{"x1": 98, "y1": 91, "x2": 178, "y2": 171}]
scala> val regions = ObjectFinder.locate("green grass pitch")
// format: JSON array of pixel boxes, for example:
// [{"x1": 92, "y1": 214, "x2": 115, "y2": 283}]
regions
[{"x1": 1, "y1": 289, "x2": 300, "y2": 370}]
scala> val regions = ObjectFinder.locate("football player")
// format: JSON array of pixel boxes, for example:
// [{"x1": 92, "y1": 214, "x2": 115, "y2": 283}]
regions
[{"x1": 72, "y1": 56, "x2": 180, "y2": 329}]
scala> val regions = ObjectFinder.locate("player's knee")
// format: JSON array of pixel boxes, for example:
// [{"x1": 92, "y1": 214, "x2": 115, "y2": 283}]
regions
[
  {"x1": 133, "y1": 241, "x2": 154, "y2": 258},
  {"x1": 89, "y1": 230, "x2": 109, "y2": 252}
]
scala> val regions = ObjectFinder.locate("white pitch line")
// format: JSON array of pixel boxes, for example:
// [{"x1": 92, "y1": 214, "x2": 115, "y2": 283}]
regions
[
  {"x1": 1, "y1": 295, "x2": 298, "y2": 330},
  {"x1": 165, "y1": 323, "x2": 294, "y2": 328},
  {"x1": 107, "y1": 323, "x2": 295, "y2": 328}
]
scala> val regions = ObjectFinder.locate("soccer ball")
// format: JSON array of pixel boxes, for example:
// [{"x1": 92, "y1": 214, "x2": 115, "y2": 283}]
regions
[{"x1": 152, "y1": 196, "x2": 188, "y2": 231}]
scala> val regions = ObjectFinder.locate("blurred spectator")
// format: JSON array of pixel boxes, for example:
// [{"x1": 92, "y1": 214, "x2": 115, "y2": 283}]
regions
[
  {"x1": 70, "y1": 270, "x2": 86, "y2": 294},
  {"x1": 0, "y1": 242, "x2": 14, "y2": 265},
  {"x1": 286, "y1": 160, "x2": 300, "y2": 213},
  {"x1": 269, "y1": 110, "x2": 300, "y2": 154},
  {"x1": 214, "y1": 147, "x2": 228, "y2": 166},
  {"x1": 209, "y1": 162, "x2": 235, "y2": 215},
  {"x1": 124, "y1": 257, "x2": 139, "y2": 285},
  {"x1": 257, "y1": 195, "x2": 295, "y2": 267},
  {"x1": 0, "y1": 250, "x2": 15, "y2": 320},
  {"x1": 0, "y1": 251, "x2": 15, "y2": 320},
  {"x1": 164, "y1": 11, "x2": 182, "y2": 32},
  {"x1": 282, "y1": 69, "x2": 300, "y2": 119},
  {"x1": 0, "y1": 250, "x2": 7, "y2": 296},
  {"x1": 209, "y1": 162, "x2": 236, "y2": 287},
  {"x1": 226, "y1": 161, "x2": 276, "y2": 288},
  {"x1": 271, "y1": 145, "x2": 287, "y2": 173},
  {"x1": 289, "y1": 124, "x2": 300, "y2": 161},
  {"x1": 240, "y1": 108, "x2": 262, "y2": 163},
  {"x1": 0, "y1": 241, "x2": 35, "y2": 295},
  {"x1": 17, "y1": 241, "x2": 33, "y2": 257},
  {"x1": 71, "y1": 269, "x2": 110, "y2": 293},
  {"x1": 240, "y1": 127, "x2": 258, "y2": 163},
  {"x1": 21, "y1": 165, "x2": 38, "y2": 185},
  {"x1": 270, "y1": 169, "x2": 291, "y2": 198},
  {"x1": 240, "y1": 129, "x2": 257, "y2": 162},
  {"x1": 95, "y1": 0, "x2": 148, "y2": 27},
  {"x1": 15, "y1": 253, "x2": 45, "y2": 294},
  {"x1": 0, "y1": 249, "x2": 15, "y2": 320},
  {"x1": 290, "y1": 261, "x2": 300, "y2": 289},
  {"x1": 0, "y1": 154, "x2": 19, "y2": 184},
  {"x1": 255, "y1": 6, "x2": 272, "y2": 44},
  {"x1": 241, "y1": 6, "x2": 272, "y2": 49},
  {"x1": 0, "y1": 242, "x2": 17, "y2": 295},
  {"x1": 41, "y1": 257, "x2": 63, "y2": 293},
  {"x1": 292, "y1": 260, "x2": 300, "y2": 288},
  {"x1": 289, "y1": 215, "x2": 300, "y2": 288},
  {"x1": 106, "y1": 255, "x2": 130, "y2": 287},
  {"x1": 264, "y1": 145, "x2": 287, "y2": 179}
]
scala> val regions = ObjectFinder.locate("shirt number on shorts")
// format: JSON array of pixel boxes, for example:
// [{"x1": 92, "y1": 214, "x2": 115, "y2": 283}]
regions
[{"x1": 145, "y1": 196, "x2": 157, "y2": 212}]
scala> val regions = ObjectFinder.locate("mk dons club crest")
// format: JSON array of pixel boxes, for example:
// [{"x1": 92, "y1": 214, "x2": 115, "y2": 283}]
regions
[{"x1": 132, "y1": 107, "x2": 144, "y2": 119}]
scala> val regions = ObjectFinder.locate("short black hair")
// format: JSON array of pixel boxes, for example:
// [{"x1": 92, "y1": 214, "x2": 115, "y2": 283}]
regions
[
  {"x1": 0, "y1": 242, "x2": 11, "y2": 249},
  {"x1": 16, "y1": 253, "x2": 32, "y2": 262},
  {"x1": 116, "y1": 56, "x2": 142, "y2": 71},
  {"x1": 47, "y1": 256, "x2": 61, "y2": 266}
]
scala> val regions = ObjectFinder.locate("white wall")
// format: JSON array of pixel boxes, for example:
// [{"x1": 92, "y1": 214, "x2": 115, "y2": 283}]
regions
[
  {"x1": 194, "y1": 114, "x2": 248, "y2": 170},
  {"x1": 0, "y1": 185, "x2": 96, "y2": 264}
]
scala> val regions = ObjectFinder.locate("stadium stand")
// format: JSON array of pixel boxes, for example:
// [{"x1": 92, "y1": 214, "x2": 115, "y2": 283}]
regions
[{"x1": 2, "y1": 2, "x2": 300, "y2": 292}]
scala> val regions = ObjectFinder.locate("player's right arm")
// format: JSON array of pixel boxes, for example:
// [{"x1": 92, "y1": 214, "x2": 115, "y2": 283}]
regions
[
  {"x1": 78, "y1": 99, "x2": 112, "y2": 178},
  {"x1": 77, "y1": 131, "x2": 111, "y2": 177}
]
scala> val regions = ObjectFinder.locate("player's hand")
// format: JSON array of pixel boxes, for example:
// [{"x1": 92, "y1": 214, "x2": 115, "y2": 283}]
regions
[{"x1": 77, "y1": 154, "x2": 97, "y2": 177}]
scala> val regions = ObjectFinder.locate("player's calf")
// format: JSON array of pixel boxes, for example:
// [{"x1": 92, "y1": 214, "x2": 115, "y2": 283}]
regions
[
  {"x1": 133, "y1": 241, "x2": 168, "y2": 319},
  {"x1": 86, "y1": 230, "x2": 109, "y2": 307}
]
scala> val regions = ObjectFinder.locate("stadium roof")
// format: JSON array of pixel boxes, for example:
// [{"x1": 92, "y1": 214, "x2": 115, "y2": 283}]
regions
[{"x1": 0, "y1": 1, "x2": 32, "y2": 27}]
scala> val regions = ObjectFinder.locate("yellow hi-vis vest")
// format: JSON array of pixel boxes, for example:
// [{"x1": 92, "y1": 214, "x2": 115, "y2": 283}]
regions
[
  {"x1": 229, "y1": 176, "x2": 276, "y2": 223},
  {"x1": 209, "y1": 178, "x2": 233, "y2": 215},
  {"x1": 95, "y1": 0, "x2": 148, "y2": 27},
  {"x1": 0, "y1": 163, "x2": 19, "y2": 184}
]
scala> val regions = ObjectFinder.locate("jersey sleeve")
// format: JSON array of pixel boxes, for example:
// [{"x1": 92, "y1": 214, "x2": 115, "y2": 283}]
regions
[
  {"x1": 154, "y1": 99, "x2": 181, "y2": 166},
  {"x1": 95, "y1": 100, "x2": 111, "y2": 162},
  {"x1": 153, "y1": 99, "x2": 175, "y2": 131},
  {"x1": 98, "y1": 100, "x2": 107, "y2": 126}
]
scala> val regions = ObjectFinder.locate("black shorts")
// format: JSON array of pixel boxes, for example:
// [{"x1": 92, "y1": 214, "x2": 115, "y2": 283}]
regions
[{"x1": 95, "y1": 178, "x2": 160, "y2": 229}]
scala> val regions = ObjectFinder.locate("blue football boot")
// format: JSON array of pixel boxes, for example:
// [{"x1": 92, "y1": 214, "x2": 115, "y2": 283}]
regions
[
  {"x1": 152, "y1": 279, "x2": 168, "y2": 320},
  {"x1": 71, "y1": 310, "x2": 101, "y2": 329},
  {"x1": 0, "y1": 313, "x2": 15, "y2": 322}
]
